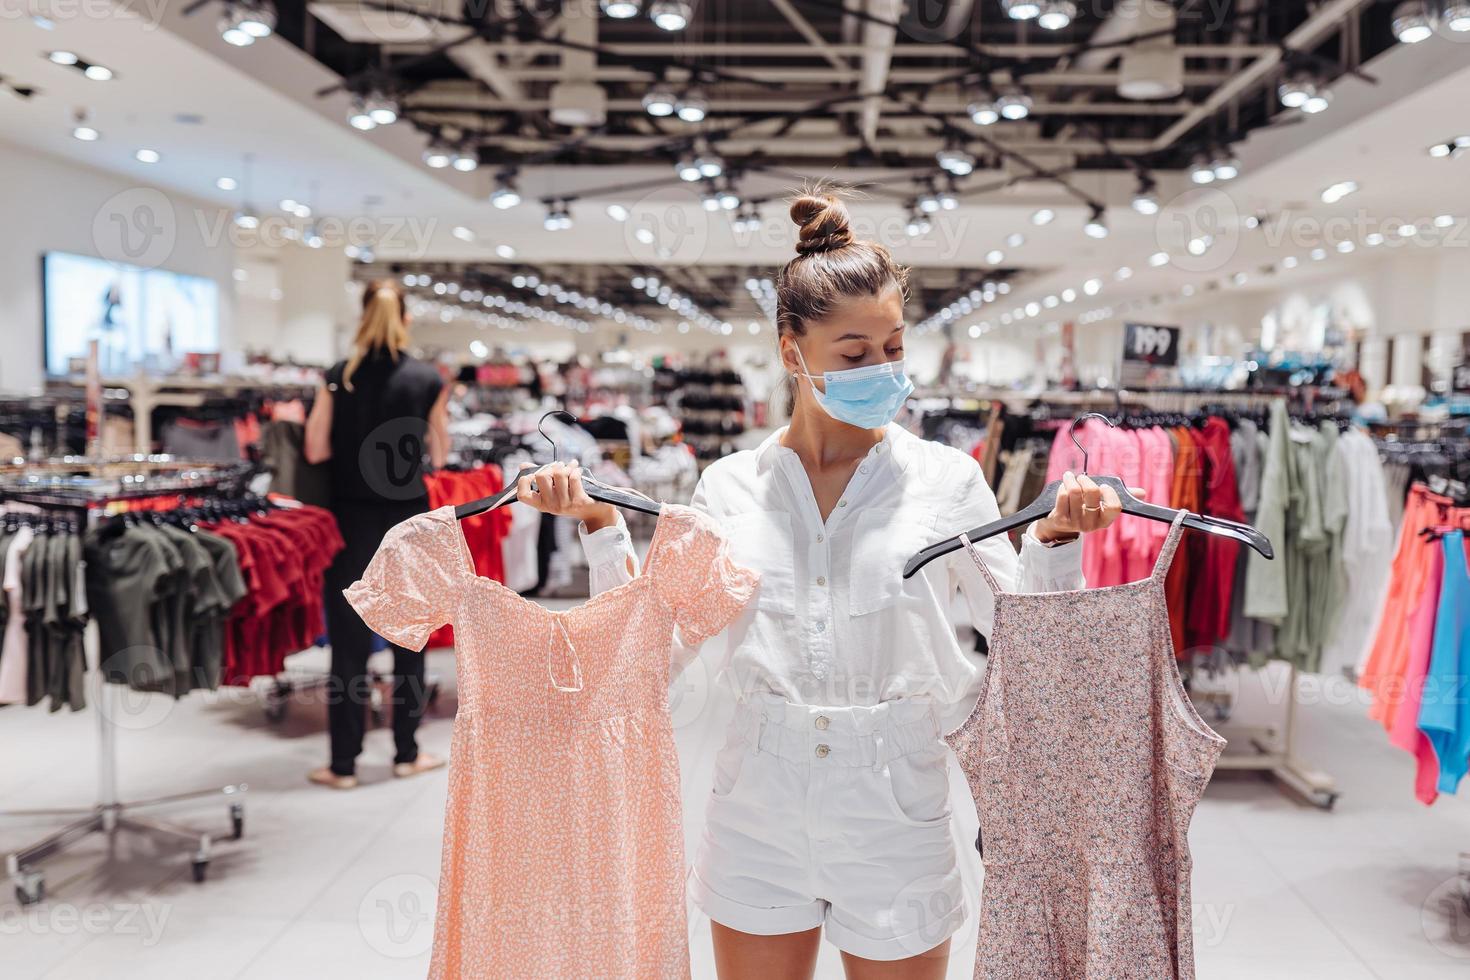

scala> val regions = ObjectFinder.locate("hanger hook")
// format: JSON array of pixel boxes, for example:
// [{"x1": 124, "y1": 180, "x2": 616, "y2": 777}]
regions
[
  {"x1": 537, "y1": 410, "x2": 577, "y2": 462},
  {"x1": 1068, "y1": 412, "x2": 1116, "y2": 474}
]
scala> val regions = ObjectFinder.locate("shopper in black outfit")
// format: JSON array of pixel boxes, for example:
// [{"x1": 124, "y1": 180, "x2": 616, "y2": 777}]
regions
[{"x1": 303, "y1": 279, "x2": 449, "y2": 789}]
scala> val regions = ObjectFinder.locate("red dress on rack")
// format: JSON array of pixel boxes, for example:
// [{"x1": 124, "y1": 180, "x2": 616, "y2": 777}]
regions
[{"x1": 424, "y1": 468, "x2": 514, "y2": 649}]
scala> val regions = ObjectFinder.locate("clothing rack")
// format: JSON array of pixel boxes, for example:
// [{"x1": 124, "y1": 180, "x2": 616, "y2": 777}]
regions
[
  {"x1": 0, "y1": 459, "x2": 253, "y2": 904},
  {"x1": 971, "y1": 390, "x2": 1348, "y2": 808}
]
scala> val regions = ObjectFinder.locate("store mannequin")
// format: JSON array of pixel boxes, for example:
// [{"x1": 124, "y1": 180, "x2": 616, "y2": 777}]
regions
[
  {"x1": 303, "y1": 279, "x2": 451, "y2": 789},
  {"x1": 518, "y1": 188, "x2": 1132, "y2": 980}
]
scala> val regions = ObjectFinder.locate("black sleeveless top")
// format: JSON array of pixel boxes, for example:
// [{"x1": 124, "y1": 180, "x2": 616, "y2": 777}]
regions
[{"x1": 324, "y1": 348, "x2": 443, "y2": 505}]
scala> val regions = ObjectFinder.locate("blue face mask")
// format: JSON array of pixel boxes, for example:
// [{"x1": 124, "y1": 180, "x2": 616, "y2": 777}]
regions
[{"x1": 792, "y1": 343, "x2": 915, "y2": 429}]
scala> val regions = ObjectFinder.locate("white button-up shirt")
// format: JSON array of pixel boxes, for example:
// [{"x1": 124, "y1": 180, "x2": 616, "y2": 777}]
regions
[{"x1": 580, "y1": 423, "x2": 1084, "y2": 736}]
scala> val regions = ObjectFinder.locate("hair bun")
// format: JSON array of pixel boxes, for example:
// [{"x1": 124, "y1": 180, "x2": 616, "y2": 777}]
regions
[{"x1": 790, "y1": 192, "x2": 854, "y2": 256}]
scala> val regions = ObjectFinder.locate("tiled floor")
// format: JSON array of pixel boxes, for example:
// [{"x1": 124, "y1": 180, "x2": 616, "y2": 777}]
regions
[{"x1": 2, "y1": 641, "x2": 1467, "y2": 979}]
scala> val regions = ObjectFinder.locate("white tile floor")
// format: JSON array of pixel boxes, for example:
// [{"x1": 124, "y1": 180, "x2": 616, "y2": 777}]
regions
[{"x1": 2, "y1": 643, "x2": 1468, "y2": 979}]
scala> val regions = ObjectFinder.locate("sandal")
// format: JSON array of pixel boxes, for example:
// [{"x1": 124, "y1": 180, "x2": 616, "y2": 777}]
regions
[
  {"x1": 393, "y1": 752, "x2": 446, "y2": 778},
  {"x1": 308, "y1": 767, "x2": 359, "y2": 790}
]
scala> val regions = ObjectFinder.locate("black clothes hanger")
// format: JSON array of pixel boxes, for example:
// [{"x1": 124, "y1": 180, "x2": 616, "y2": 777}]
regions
[
  {"x1": 903, "y1": 412, "x2": 1274, "y2": 579},
  {"x1": 453, "y1": 410, "x2": 664, "y2": 521}
]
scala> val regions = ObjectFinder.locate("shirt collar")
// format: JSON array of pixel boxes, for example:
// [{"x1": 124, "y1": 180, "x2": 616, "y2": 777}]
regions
[{"x1": 753, "y1": 423, "x2": 910, "y2": 475}]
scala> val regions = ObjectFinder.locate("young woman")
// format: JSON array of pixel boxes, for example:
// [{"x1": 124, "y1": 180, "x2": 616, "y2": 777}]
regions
[
  {"x1": 518, "y1": 190, "x2": 1129, "y2": 979},
  {"x1": 304, "y1": 279, "x2": 451, "y2": 789}
]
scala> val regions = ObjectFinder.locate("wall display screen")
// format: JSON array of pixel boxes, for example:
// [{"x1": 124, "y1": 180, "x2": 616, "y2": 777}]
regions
[{"x1": 42, "y1": 251, "x2": 220, "y2": 377}]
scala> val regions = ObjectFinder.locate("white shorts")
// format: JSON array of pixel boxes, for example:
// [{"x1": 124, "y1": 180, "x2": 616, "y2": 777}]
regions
[{"x1": 687, "y1": 692, "x2": 968, "y2": 961}]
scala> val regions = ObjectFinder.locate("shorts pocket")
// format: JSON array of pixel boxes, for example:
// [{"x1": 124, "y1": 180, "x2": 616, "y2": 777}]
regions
[
  {"x1": 710, "y1": 738, "x2": 754, "y2": 800},
  {"x1": 719, "y1": 511, "x2": 795, "y2": 617},
  {"x1": 880, "y1": 742, "x2": 954, "y2": 828}
]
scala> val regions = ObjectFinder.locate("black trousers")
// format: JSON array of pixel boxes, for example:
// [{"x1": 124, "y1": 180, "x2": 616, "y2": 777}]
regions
[{"x1": 323, "y1": 497, "x2": 431, "y2": 776}]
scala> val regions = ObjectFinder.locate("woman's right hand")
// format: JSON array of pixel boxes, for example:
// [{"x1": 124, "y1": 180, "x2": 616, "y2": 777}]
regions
[{"x1": 516, "y1": 460, "x2": 619, "y2": 532}]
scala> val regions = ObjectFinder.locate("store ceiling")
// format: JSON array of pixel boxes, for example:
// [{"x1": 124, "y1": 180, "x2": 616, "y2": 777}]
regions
[
  {"x1": 3, "y1": 1, "x2": 1468, "y2": 337},
  {"x1": 281, "y1": 0, "x2": 1402, "y2": 176}
]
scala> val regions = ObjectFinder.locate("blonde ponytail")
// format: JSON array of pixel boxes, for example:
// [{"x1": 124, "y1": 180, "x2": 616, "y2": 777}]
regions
[{"x1": 343, "y1": 279, "x2": 410, "y2": 392}]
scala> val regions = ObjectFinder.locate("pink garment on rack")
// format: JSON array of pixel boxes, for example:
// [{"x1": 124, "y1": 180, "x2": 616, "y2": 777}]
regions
[
  {"x1": 344, "y1": 503, "x2": 759, "y2": 980},
  {"x1": 1390, "y1": 543, "x2": 1445, "y2": 806},
  {"x1": 1045, "y1": 421, "x2": 1139, "y2": 588},
  {"x1": 1138, "y1": 427, "x2": 1176, "y2": 567},
  {"x1": 0, "y1": 526, "x2": 33, "y2": 704}
]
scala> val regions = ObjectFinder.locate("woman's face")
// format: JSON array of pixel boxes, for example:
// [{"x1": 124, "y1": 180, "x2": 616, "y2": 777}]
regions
[{"x1": 781, "y1": 286, "x2": 906, "y2": 379}]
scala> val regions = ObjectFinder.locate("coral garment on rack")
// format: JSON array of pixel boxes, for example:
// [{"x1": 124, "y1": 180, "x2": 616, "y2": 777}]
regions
[
  {"x1": 945, "y1": 511, "x2": 1225, "y2": 980},
  {"x1": 1359, "y1": 485, "x2": 1470, "y2": 804},
  {"x1": 345, "y1": 503, "x2": 758, "y2": 980},
  {"x1": 1360, "y1": 486, "x2": 1457, "y2": 727},
  {"x1": 1390, "y1": 543, "x2": 1444, "y2": 805},
  {"x1": 1164, "y1": 427, "x2": 1203, "y2": 657},
  {"x1": 424, "y1": 468, "x2": 514, "y2": 649}
]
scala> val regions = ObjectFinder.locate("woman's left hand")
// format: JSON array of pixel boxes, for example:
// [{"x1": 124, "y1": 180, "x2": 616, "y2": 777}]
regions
[{"x1": 1033, "y1": 471, "x2": 1144, "y2": 543}]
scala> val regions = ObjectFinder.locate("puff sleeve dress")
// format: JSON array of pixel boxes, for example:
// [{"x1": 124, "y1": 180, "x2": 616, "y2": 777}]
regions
[{"x1": 345, "y1": 503, "x2": 759, "y2": 979}]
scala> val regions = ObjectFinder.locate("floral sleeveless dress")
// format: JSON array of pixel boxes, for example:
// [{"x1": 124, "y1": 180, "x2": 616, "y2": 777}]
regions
[{"x1": 945, "y1": 511, "x2": 1226, "y2": 979}]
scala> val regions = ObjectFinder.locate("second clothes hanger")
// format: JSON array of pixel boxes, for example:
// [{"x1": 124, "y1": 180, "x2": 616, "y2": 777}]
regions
[
  {"x1": 903, "y1": 412, "x2": 1274, "y2": 579},
  {"x1": 453, "y1": 410, "x2": 664, "y2": 520}
]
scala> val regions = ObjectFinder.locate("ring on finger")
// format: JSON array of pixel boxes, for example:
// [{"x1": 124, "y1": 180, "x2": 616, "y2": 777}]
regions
[{"x1": 1081, "y1": 503, "x2": 1102, "y2": 513}]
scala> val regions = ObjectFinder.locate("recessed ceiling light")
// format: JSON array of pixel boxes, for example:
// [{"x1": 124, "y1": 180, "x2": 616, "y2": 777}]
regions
[
  {"x1": 135, "y1": 148, "x2": 160, "y2": 163},
  {"x1": 1148, "y1": 252, "x2": 1169, "y2": 267},
  {"x1": 216, "y1": 176, "x2": 238, "y2": 190},
  {"x1": 1434, "y1": 214, "x2": 1456, "y2": 228},
  {"x1": 48, "y1": 50, "x2": 78, "y2": 66},
  {"x1": 985, "y1": 249, "x2": 1005, "y2": 264},
  {"x1": 1429, "y1": 142, "x2": 1453, "y2": 158},
  {"x1": 1311, "y1": 247, "x2": 1327, "y2": 260},
  {"x1": 1115, "y1": 266, "x2": 1133, "y2": 280},
  {"x1": 495, "y1": 244, "x2": 516, "y2": 259},
  {"x1": 83, "y1": 64, "x2": 113, "y2": 81},
  {"x1": 1282, "y1": 256, "x2": 1299, "y2": 268},
  {"x1": 1365, "y1": 232, "x2": 1385, "y2": 246},
  {"x1": 1397, "y1": 223, "x2": 1418, "y2": 237},
  {"x1": 1031, "y1": 208, "x2": 1055, "y2": 226},
  {"x1": 606, "y1": 203, "x2": 629, "y2": 221},
  {"x1": 1006, "y1": 233, "x2": 1025, "y2": 247},
  {"x1": 1336, "y1": 240, "x2": 1355, "y2": 253},
  {"x1": 1061, "y1": 288, "x2": 1076, "y2": 302},
  {"x1": 1083, "y1": 278, "x2": 1102, "y2": 295},
  {"x1": 72, "y1": 125, "x2": 99, "y2": 142},
  {"x1": 452, "y1": 225, "x2": 476, "y2": 242}
]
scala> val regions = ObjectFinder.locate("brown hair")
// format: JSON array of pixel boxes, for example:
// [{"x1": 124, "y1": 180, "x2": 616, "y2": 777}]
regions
[
  {"x1": 343, "y1": 279, "x2": 410, "y2": 392},
  {"x1": 773, "y1": 186, "x2": 910, "y2": 412}
]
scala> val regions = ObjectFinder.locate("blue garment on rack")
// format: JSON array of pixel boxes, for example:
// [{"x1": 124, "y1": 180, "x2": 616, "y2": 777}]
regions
[{"x1": 1419, "y1": 530, "x2": 1470, "y2": 795}]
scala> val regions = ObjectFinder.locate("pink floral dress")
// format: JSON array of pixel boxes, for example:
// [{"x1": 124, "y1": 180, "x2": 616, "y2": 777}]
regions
[{"x1": 346, "y1": 503, "x2": 759, "y2": 979}]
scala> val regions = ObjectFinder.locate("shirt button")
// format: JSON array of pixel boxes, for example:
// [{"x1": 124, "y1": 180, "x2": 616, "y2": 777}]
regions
[
  {"x1": 815, "y1": 715, "x2": 830, "y2": 730},
  {"x1": 816, "y1": 533, "x2": 824, "y2": 543},
  {"x1": 815, "y1": 743, "x2": 830, "y2": 758},
  {"x1": 838, "y1": 500, "x2": 848, "y2": 508},
  {"x1": 816, "y1": 576, "x2": 826, "y2": 586},
  {"x1": 859, "y1": 464, "x2": 869, "y2": 473},
  {"x1": 814, "y1": 620, "x2": 826, "y2": 633}
]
